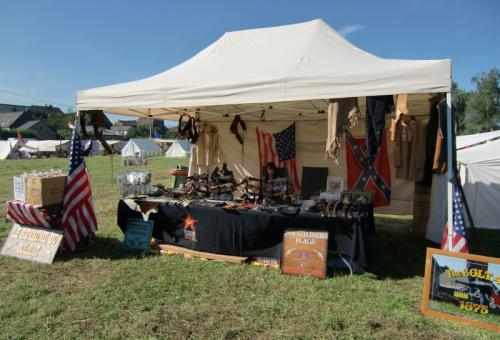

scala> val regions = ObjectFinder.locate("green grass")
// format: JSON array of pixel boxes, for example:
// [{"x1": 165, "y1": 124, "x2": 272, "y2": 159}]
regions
[{"x1": 1, "y1": 156, "x2": 499, "y2": 339}]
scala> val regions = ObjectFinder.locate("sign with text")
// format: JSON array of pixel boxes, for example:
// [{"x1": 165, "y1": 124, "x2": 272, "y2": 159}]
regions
[
  {"x1": 282, "y1": 229, "x2": 328, "y2": 279},
  {"x1": 422, "y1": 248, "x2": 500, "y2": 332},
  {"x1": 0, "y1": 224, "x2": 63, "y2": 264},
  {"x1": 123, "y1": 218, "x2": 154, "y2": 253}
]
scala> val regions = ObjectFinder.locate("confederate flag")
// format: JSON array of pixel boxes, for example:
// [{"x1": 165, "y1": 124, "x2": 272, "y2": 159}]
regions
[{"x1": 346, "y1": 130, "x2": 391, "y2": 207}]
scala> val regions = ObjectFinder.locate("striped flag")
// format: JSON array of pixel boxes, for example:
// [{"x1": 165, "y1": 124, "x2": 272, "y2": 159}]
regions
[
  {"x1": 6, "y1": 200, "x2": 51, "y2": 228},
  {"x1": 441, "y1": 182, "x2": 468, "y2": 253},
  {"x1": 16, "y1": 129, "x2": 25, "y2": 147},
  {"x1": 61, "y1": 120, "x2": 97, "y2": 250},
  {"x1": 256, "y1": 123, "x2": 301, "y2": 193}
]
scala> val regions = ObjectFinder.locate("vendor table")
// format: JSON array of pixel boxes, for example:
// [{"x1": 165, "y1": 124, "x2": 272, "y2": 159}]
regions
[{"x1": 117, "y1": 200, "x2": 373, "y2": 274}]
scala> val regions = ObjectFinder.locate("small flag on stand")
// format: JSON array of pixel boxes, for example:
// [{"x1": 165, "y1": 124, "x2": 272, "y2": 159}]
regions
[
  {"x1": 441, "y1": 181, "x2": 468, "y2": 253},
  {"x1": 61, "y1": 120, "x2": 98, "y2": 250}
]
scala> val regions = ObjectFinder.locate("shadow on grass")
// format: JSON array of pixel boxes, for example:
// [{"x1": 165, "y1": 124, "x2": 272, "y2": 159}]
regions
[
  {"x1": 369, "y1": 215, "x2": 500, "y2": 280},
  {"x1": 58, "y1": 236, "x2": 151, "y2": 261}
]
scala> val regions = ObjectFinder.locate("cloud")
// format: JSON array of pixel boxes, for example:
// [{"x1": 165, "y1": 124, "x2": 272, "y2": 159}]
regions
[{"x1": 338, "y1": 24, "x2": 364, "y2": 37}]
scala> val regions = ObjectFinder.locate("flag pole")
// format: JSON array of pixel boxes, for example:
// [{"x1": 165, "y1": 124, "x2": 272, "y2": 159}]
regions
[{"x1": 446, "y1": 91, "x2": 453, "y2": 250}]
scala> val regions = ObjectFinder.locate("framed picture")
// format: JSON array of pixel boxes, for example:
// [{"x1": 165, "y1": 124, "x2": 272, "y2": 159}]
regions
[
  {"x1": 422, "y1": 248, "x2": 500, "y2": 332},
  {"x1": 326, "y1": 176, "x2": 344, "y2": 193},
  {"x1": 282, "y1": 229, "x2": 328, "y2": 279},
  {"x1": 123, "y1": 218, "x2": 154, "y2": 253}
]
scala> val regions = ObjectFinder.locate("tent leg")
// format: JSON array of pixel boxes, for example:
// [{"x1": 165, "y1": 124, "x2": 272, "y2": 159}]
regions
[{"x1": 446, "y1": 92, "x2": 453, "y2": 249}]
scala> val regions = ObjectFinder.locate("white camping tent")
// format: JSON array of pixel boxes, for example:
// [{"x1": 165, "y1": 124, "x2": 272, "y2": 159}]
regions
[
  {"x1": 121, "y1": 138, "x2": 161, "y2": 158},
  {"x1": 0, "y1": 140, "x2": 19, "y2": 160},
  {"x1": 165, "y1": 139, "x2": 190, "y2": 157},
  {"x1": 19, "y1": 140, "x2": 70, "y2": 155},
  {"x1": 457, "y1": 138, "x2": 500, "y2": 230},
  {"x1": 78, "y1": 19, "x2": 452, "y2": 215},
  {"x1": 426, "y1": 133, "x2": 500, "y2": 242}
]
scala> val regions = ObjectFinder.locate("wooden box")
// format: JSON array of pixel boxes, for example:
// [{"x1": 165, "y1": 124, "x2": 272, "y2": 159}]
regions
[{"x1": 26, "y1": 176, "x2": 67, "y2": 207}]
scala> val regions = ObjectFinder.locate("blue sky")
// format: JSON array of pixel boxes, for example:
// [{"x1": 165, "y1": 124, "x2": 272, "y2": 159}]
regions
[{"x1": 0, "y1": 0, "x2": 498, "y2": 120}]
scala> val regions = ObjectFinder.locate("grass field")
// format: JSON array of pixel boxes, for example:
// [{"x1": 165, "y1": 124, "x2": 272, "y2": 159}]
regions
[{"x1": 1, "y1": 156, "x2": 499, "y2": 339}]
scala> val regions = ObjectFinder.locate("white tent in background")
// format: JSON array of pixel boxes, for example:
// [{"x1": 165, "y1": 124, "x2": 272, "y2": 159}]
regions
[
  {"x1": 165, "y1": 139, "x2": 190, "y2": 157},
  {"x1": 19, "y1": 140, "x2": 69, "y2": 154},
  {"x1": 0, "y1": 140, "x2": 19, "y2": 160},
  {"x1": 457, "y1": 138, "x2": 500, "y2": 230},
  {"x1": 121, "y1": 138, "x2": 161, "y2": 158},
  {"x1": 456, "y1": 130, "x2": 500, "y2": 150},
  {"x1": 426, "y1": 132, "x2": 500, "y2": 242}
]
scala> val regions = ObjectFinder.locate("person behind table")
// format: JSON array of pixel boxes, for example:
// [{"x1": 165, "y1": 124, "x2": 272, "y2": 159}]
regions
[{"x1": 262, "y1": 162, "x2": 279, "y2": 202}]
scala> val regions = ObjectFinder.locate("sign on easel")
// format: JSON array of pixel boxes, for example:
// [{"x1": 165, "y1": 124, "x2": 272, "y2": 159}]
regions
[
  {"x1": 422, "y1": 248, "x2": 500, "y2": 332},
  {"x1": 123, "y1": 218, "x2": 154, "y2": 253},
  {"x1": 0, "y1": 224, "x2": 63, "y2": 264},
  {"x1": 281, "y1": 229, "x2": 328, "y2": 279}
]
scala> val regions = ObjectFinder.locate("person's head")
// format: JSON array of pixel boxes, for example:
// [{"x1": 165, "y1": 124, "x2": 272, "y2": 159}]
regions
[{"x1": 265, "y1": 162, "x2": 277, "y2": 180}]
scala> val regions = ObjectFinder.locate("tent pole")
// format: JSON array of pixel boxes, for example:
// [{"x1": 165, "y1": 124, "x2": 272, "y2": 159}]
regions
[{"x1": 446, "y1": 92, "x2": 453, "y2": 250}]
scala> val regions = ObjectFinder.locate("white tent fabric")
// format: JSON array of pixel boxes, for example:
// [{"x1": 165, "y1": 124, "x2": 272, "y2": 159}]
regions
[
  {"x1": 77, "y1": 19, "x2": 450, "y2": 119},
  {"x1": 19, "y1": 140, "x2": 69, "y2": 153},
  {"x1": 165, "y1": 139, "x2": 190, "y2": 157},
  {"x1": 426, "y1": 137, "x2": 500, "y2": 241},
  {"x1": 0, "y1": 140, "x2": 18, "y2": 160},
  {"x1": 121, "y1": 138, "x2": 161, "y2": 158},
  {"x1": 457, "y1": 139, "x2": 500, "y2": 230},
  {"x1": 456, "y1": 130, "x2": 500, "y2": 150}
]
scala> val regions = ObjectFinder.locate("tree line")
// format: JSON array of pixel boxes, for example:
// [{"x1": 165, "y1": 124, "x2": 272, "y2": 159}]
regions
[{"x1": 453, "y1": 68, "x2": 499, "y2": 135}]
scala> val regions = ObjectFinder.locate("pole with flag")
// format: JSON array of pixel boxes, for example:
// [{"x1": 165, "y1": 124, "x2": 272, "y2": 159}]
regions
[{"x1": 61, "y1": 116, "x2": 98, "y2": 250}]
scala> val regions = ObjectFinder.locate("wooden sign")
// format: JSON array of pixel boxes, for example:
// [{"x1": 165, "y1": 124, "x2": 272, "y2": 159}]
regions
[
  {"x1": 422, "y1": 248, "x2": 500, "y2": 332},
  {"x1": 123, "y1": 218, "x2": 154, "y2": 253},
  {"x1": 0, "y1": 223, "x2": 63, "y2": 264},
  {"x1": 282, "y1": 229, "x2": 328, "y2": 279}
]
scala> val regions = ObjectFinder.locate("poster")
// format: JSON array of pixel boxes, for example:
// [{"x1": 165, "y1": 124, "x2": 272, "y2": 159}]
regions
[
  {"x1": 282, "y1": 229, "x2": 328, "y2": 279},
  {"x1": 422, "y1": 248, "x2": 500, "y2": 332},
  {"x1": 123, "y1": 218, "x2": 154, "y2": 253}
]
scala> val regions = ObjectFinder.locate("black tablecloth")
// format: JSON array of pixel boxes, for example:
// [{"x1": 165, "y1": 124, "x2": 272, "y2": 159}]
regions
[{"x1": 117, "y1": 200, "x2": 373, "y2": 273}]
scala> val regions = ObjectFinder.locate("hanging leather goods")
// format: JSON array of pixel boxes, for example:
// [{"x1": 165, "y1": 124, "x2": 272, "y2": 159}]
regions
[
  {"x1": 229, "y1": 115, "x2": 246, "y2": 145},
  {"x1": 79, "y1": 110, "x2": 113, "y2": 154},
  {"x1": 178, "y1": 113, "x2": 199, "y2": 144}
]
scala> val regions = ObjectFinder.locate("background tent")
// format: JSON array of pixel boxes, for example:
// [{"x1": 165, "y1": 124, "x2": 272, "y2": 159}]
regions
[
  {"x1": 19, "y1": 140, "x2": 69, "y2": 155},
  {"x1": 426, "y1": 133, "x2": 500, "y2": 242},
  {"x1": 458, "y1": 138, "x2": 500, "y2": 229},
  {"x1": 165, "y1": 139, "x2": 190, "y2": 157},
  {"x1": 0, "y1": 140, "x2": 19, "y2": 160},
  {"x1": 78, "y1": 19, "x2": 452, "y2": 215},
  {"x1": 121, "y1": 138, "x2": 161, "y2": 158}
]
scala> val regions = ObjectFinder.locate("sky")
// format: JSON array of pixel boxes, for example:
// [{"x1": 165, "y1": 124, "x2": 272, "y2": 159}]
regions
[{"x1": 0, "y1": 0, "x2": 499, "y2": 121}]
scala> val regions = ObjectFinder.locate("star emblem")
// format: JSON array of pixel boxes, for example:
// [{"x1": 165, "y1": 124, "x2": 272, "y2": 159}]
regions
[{"x1": 183, "y1": 214, "x2": 197, "y2": 230}]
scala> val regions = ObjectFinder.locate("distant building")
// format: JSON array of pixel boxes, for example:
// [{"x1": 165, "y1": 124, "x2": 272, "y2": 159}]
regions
[
  {"x1": 26, "y1": 105, "x2": 64, "y2": 117},
  {"x1": 0, "y1": 111, "x2": 33, "y2": 129},
  {"x1": 113, "y1": 119, "x2": 137, "y2": 127},
  {"x1": 17, "y1": 120, "x2": 58, "y2": 139},
  {"x1": 110, "y1": 125, "x2": 134, "y2": 137},
  {"x1": 137, "y1": 118, "x2": 166, "y2": 132},
  {"x1": 0, "y1": 103, "x2": 27, "y2": 113}
]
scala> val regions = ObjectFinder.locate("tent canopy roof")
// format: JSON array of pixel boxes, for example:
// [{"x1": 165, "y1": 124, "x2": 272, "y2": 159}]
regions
[
  {"x1": 456, "y1": 130, "x2": 500, "y2": 150},
  {"x1": 77, "y1": 19, "x2": 451, "y2": 121}
]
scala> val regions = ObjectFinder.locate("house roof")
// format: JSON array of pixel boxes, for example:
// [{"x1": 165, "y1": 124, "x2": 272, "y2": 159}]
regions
[
  {"x1": 17, "y1": 120, "x2": 41, "y2": 130},
  {"x1": 111, "y1": 125, "x2": 133, "y2": 131},
  {"x1": 0, "y1": 103, "x2": 27, "y2": 113},
  {"x1": 0, "y1": 111, "x2": 25, "y2": 128}
]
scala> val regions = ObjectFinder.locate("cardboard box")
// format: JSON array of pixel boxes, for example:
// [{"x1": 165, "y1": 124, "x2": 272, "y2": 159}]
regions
[
  {"x1": 26, "y1": 176, "x2": 67, "y2": 207},
  {"x1": 13, "y1": 176, "x2": 26, "y2": 201}
]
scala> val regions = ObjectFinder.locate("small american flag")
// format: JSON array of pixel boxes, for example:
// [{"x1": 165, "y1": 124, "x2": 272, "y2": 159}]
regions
[
  {"x1": 61, "y1": 120, "x2": 97, "y2": 250},
  {"x1": 441, "y1": 182, "x2": 468, "y2": 253},
  {"x1": 256, "y1": 123, "x2": 301, "y2": 193},
  {"x1": 16, "y1": 129, "x2": 25, "y2": 146}
]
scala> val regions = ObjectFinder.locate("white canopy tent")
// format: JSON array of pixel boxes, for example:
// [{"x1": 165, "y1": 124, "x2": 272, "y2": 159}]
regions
[
  {"x1": 456, "y1": 130, "x2": 500, "y2": 150},
  {"x1": 77, "y1": 19, "x2": 453, "y2": 217},
  {"x1": 19, "y1": 140, "x2": 69, "y2": 154},
  {"x1": 121, "y1": 138, "x2": 161, "y2": 158},
  {"x1": 0, "y1": 140, "x2": 19, "y2": 160},
  {"x1": 165, "y1": 139, "x2": 190, "y2": 157}
]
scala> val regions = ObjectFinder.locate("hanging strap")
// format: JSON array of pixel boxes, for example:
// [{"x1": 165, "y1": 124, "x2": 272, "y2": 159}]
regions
[{"x1": 229, "y1": 115, "x2": 246, "y2": 145}]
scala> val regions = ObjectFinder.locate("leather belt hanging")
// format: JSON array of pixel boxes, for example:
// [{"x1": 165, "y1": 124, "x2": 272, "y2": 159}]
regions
[
  {"x1": 229, "y1": 115, "x2": 246, "y2": 145},
  {"x1": 178, "y1": 113, "x2": 199, "y2": 144}
]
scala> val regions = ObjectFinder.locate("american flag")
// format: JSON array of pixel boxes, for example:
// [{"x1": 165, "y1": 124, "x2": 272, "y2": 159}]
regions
[
  {"x1": 441, "y1": 182, "x2": 468, "y2": 253},
  {"x1": 16, "y1": 129, "x2": 25, "y2": 146},
  {"x1": 6, "y1": 200, "x2": 51, "y2": 228},
  {"x1": 61, "y1": 121, "x2": 97, "y2": 250},
  {"x1": 256, "y1": 123, "x2": 301, "y2": 193}
]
